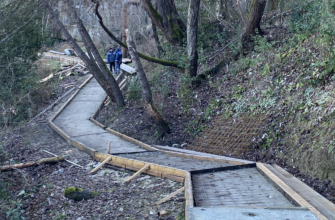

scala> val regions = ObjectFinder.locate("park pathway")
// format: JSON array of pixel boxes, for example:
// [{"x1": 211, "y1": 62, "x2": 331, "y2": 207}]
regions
[{"x1": 47, "y1": 53, "x2": 335, "y2": 220}]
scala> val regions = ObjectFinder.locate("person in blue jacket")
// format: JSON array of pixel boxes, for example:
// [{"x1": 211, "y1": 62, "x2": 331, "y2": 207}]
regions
[
  {"x1": 115, "y1": 47, "x2": 122, "y2": 75},
  {"x1": 106, "y1": 48, "x2": 116, "y2": 73}
]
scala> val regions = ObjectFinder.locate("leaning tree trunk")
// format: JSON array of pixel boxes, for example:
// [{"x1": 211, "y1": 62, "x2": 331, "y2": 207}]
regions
[
  {"x1": 68, "y1": 0, "x2": 125, "y2": 107},
  {"x1": 152, "y1": 22, "x2": 163, "y2": 58},
  {"x1": 242, "y1": 0, "x2": 267, "y2": 55},
  {"x1": 141, "y1": 0, "x2": 186, "y2": 45},
  {"x1": 186, "y1": 0, "x2": 201, "y2": 78},
  {"x1": 126, "y1": 29, "x2": 171, "y2": 135},
  {"x1": 40, "y1": 0, "x2": 122, "y2": 106}
]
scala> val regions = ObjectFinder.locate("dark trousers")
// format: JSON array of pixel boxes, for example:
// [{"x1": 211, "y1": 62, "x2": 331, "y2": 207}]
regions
[{"x1": 109, "y1": 62, "x2": 115, "y2": 73}]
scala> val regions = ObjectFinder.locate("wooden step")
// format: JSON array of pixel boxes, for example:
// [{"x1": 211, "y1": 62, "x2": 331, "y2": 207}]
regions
[{"x1": 265, "y1": 164, "x2": 335, "y2": 220}]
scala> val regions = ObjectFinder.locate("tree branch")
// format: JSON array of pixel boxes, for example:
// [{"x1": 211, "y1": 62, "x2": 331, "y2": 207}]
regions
[{"x1": 91, "y1": 0, "x2": 182, "y2": 69}]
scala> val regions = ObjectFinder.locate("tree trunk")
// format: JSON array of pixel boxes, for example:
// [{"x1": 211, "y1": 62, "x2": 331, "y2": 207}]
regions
[
  {"x1": 0, "y1": 156, "x2": 65, "y2": 172},
  {"x1": 126, "y1": 29, "x2": 171, "y2": 135},
  {"x1": 91, "y1": 0, "x2": 181, "y2": 69},
  {"x1": 121, "y1": 1, "x2": 140, "y2": 57},
  {"x1": 152, "y1": 22, "x2": 163, "y2": 58},
  {"x1": 219, "y1": 0, "x2": 227, "y2": 19},
  {"x1": 141, "y1": 0, "x2": 186, "y2": 45},
  {"x1": 68, "y1": 0, "x2": 124, "y2": 107},
  {"x1": 41, "y1": 0, "x2": 125, "y2": 107},
  {"x1": 186, "y1": 0, "x2": 201, "y2": 78},
  {"x1": 242, "y1": 0, "x2": 267, "y2": 55},
  {"x1": 122, "y1": 5, "x2": 127, "y2": 57}
]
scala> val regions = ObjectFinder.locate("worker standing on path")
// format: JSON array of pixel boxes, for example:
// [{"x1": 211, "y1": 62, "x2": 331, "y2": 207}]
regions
[
  {"x1": 115, "y1": 47, "x2": 122, "y2": 75},
  {"x1": 106, "y1": 48, "x2": 116, "y2": 73}
]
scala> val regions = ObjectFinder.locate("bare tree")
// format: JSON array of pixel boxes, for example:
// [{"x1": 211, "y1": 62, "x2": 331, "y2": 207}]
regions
[
  {"x1": 91, "y1": 0, "x2": 181, "y2": 68},
  {"x1": 242, "y1": 0, "x2": 267, "y2": 55},
  {"x1": 126, "y1": 29, "x2": 171, "y2": 136},
  {"x1": 186, "y1": 0, "x2": 201, "y2": 77},
  {"x1": 141, "y1": 0, "x2": 186, "y2": 45},
  {"x1": 41, "y1": 0, "x2": 125, "y2": 107}
]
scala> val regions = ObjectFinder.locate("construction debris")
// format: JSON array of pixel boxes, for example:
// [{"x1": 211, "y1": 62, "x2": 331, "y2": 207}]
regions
[{"x1": 39, "y1": 63, "x2": 88, "y2": 83}]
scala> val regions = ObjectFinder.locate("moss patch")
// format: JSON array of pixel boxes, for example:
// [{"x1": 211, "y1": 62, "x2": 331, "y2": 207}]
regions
[{"x1": 148, "y1": 0, "x2": 163, "y2": 23}]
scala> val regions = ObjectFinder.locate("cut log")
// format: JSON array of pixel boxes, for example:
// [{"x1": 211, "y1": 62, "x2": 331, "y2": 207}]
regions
[{"x1": 0, "y1": 156, "x2": 65, "y2": 172}]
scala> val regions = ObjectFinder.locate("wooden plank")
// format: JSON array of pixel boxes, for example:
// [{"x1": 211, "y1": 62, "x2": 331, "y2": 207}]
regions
[
  {"x1": 269, "y1": 164, "x2": 335, "y2": 220},
  {"x1": 107, "y1": 142, "x2": 111, "y2": 154},
  {"x1": 49, "y1": 89, "x2": 80, "y2": 122},
  {"x1": 257, "y1": 163, "x2": 328, "y2": 220},
  {"x1": 122, "y1": 58, "x2": 132, "y2": 64},
  {"x1": 90, "y1": 155, "x2": 113, "y2": 173},
  {"x1": 69, "y1": 139, "x2": 97, "y2": 157},
  {"x1": 115, "y1": 71, "x2": 125, "y2": 84},
  {"x1": 78, "y1": 75, "x2": 93, "y2": 89},
  {"x1": 48, "y1": 121, "x2": 70, "y2": 141},
  {"x1": 105, "y1": 128, "x2": 158, "y2": 151},
  {"x1": 120, "y1": 64, "x2": 136, "y2": 74},
  {"x1": 161, "y1": 150, "x2": 248, "y2": 166},
  {"x1": 156, "y1": 187, "x2": 185, "y2": 205},
  {"x1": 125, "y1": 164, "x2": 150, "y2": 182},
  {"x1": 90, "y1": 117, "x2": 106, "y2": 129},
  {"x1": 94, "y1": 152, "x2": 185, "y2": 178},
  {"x1": 155, "y1": 145, "x2": 253, "y2": 165},
  {"x1": 94, "y1": 154, "x2": 184, "y2": 183},
  {"x1": 49, "y1": 50, "x2": 66, "y2": 55}
]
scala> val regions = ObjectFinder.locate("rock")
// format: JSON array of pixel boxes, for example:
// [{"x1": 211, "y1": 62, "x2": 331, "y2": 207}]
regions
[{"x1": 64, "y1": 186, "x2": 100, "y2": 201}]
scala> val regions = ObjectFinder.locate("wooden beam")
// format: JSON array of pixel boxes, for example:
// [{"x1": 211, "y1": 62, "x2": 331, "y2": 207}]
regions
[
  {"x1": 90, "y1": 155, "x2": 113, "y2": 173},
  {"x1": 270, "y1": 164, "x2": 335, "y2": 220},
  {"x1": 107, "y1": 142, "x2": 111, "y2": 154},
  {"x1": 94, "y1": 154, "x2": 184, "y2": 183},
  {"x1": 94, "y1": 152, "x2": 185, "y2": 177},
  {"x1": 257, "y1": 163, "x2": 328, "y2": 220},
  {"x1": 125, "y1": 164, "x2": 150, "y2": 182},
  {"x1": 156, "y1": 187, "x2": 185, "y2": 205}
]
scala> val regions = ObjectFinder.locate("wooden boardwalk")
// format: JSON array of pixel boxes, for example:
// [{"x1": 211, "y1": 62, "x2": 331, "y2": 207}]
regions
[{"x1": 47, "y1": 54, "x2": 334, "y2": 220}]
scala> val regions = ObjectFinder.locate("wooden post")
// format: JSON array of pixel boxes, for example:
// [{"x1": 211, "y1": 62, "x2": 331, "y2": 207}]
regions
[
  {"x1": 107, "y1": 142, "x2": 111, "y2": 154},
  {"x1": 156, "y1": 187, "x2": 185, "y2": 205},
  {"x1": 125, "y1": 164, "x2": 150, "y2": 182}
]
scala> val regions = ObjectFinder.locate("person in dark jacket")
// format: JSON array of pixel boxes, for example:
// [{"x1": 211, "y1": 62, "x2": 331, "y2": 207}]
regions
[
  {"x1": 115, "y1": 47, "x2": 122, "y2": 74},
  {"x1": 106, "y1": 48, "x2": 116, "y2": 73}
]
